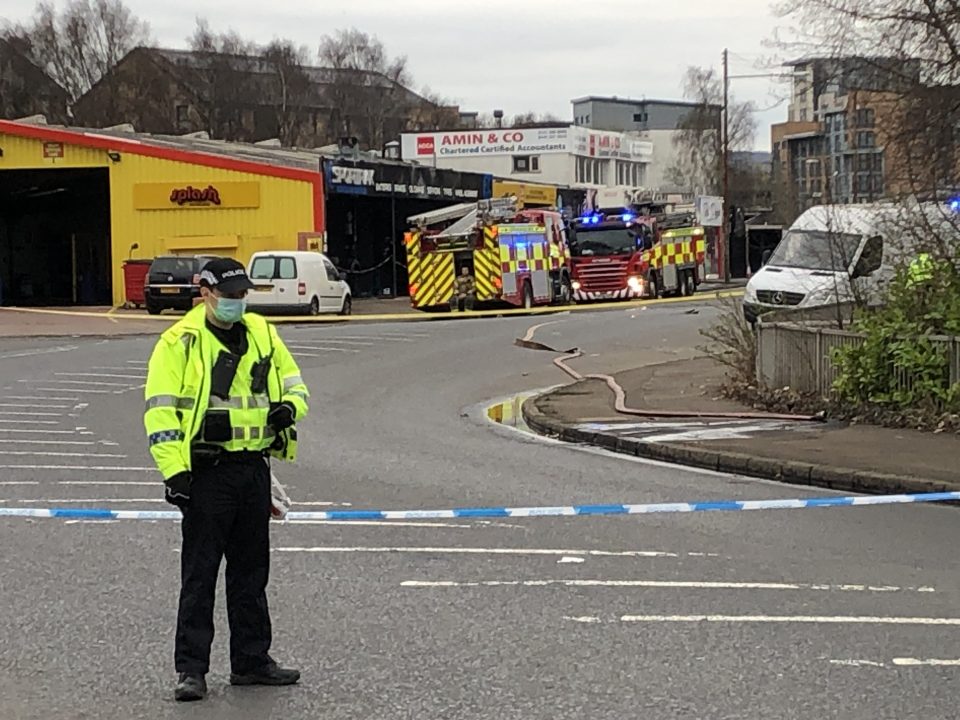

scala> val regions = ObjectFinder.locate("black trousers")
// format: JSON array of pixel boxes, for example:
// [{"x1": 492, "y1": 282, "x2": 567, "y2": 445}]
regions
[{"x1": 175, "y1": 454, "x2": 272, "y2": 675}]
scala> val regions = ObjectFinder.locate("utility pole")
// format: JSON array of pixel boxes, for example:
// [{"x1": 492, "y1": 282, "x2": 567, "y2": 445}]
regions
[{"x1": 722, "y1": 48, "x2": 731, "y2": 283}]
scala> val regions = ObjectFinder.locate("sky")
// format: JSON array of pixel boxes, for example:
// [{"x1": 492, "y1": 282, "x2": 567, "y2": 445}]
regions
[{"x1": 1, "y1": 0, "x2": 797, "y2": 150}]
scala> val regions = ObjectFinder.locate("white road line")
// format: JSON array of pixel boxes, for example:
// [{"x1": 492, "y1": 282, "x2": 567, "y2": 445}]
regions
[
  {"x1": 57, "y1": 481, "x2": 156, "y2": 486},
  {"x1": 563, "y1": 616, "x2": 602, "y2": 624},
  {"x1": 126, "y1": 360, "x2": 147, "y2": 365},
  {"x1": 89, "y1": 367, "x2": 148, "y2": 373},
  {"x1": 0, "y1": 498, "x2": 164, "y2": 504},
  {"x1": 0, "y1": 345, "x2": 78, "y2": 360},
  {"x1": 893, "y1": 658, "x2": 960, "y2": 667},
  {"x1": 618, "y1": 615, "x2": 960, "y2": 626},
  {"x1": 288, "y1": 345, "x2": 362, "y2": 353},
  {"x1": 56, "y1": 372, "x2": 145, "y2": 380},
  {"x1": 0, "y1": 403, "x2": 69, "y2": 410},
  {"x1": 321, "y1": 336, "x2": 417, "y2": 343},
  {"x1": 290, "y1": 349, "x2": 361, "y2": 356},
  {"x1": 0, "y1": 411, "x2": 65, "y2": 417},
  {"x1": 0, "y1": 440, "x2": 95, "y2": 445},
  {"x1": 0, "y1": 451, "x2": 126, "y2": 458},
  {"x1": 0, "y1": 465, "x2": 155, "y2": 471},
  {"x1": 828, "y1": 659, "x2": 888, "y2": 668},
  {"x1": 0, "y1": 429, "x2": 79, "y2": 435},
  {"x1": 290, "y1": 339, "x2": 376, "y2": 346},
  {"x1": 0, "y1": 419, "x2": 60, "y2": 425},
  {"x1": 274, "y1": 546, "x2": 695, "y2": 558},
  {"x1": 0, "y1": 481, "x2": 39, "y2": 486},
  {"x1": 399, "y1": 579, "x2": 934, "y2": 593},
  {"x1": 35, "y1": 388, "x2": 114, "y2": 395},
  {"x1": 28, "y1": 379, "x2": 129, "y2": 387},
  {"x1": 3, "y1": 395, "x2": 80, "y2": 402}
]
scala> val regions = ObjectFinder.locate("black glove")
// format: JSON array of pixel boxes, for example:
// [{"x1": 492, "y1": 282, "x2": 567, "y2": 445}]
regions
[
  {"x1": 164, "y1": 471, "x2": 192, "y2": 508},
  {"x1": 267, "y1": 401, "x2": 296, "y2": 432}
]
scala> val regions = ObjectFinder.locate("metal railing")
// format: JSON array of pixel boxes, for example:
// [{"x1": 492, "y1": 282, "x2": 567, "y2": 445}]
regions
[{"x1": 756, "y1": 322, "x2": 960, "y2": 398}]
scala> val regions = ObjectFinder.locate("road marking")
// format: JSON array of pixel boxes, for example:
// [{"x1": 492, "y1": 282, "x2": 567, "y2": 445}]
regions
[
  {"x1": 0, "y1": 481, "x2": 39, "y2": 486},
  {"x1": 3, "y1": 395, "x2": 80, "y2": 402},
  {"x1": 893, "y1": 658, "x2": 960, "y2": 667},
  {"x1": 828, "y1": 659, "x2": 888, "y2": 668},
  {"x1": 0, "y1": 345, "x2": 78, "y2": 360},
  {"x1": 564, "y1": 616, "x2": 602, "y2": 624},
  {"x1": 29, "y1": 379, "x2": 129, "y2": 387},
  {"x1": 90, "y1": 366, "x2": 148, "y2": 373},
  {"x1": 126, "y1": 360, "x2": 147, "y2": 365},
  {"x1": 618, "y1": 615, "x2": 960, "y2": 626},
  {"x1": 0, "y1": 403, "x2": 70, "y2": 410},
  {"x1": 317, "y1": 335, "x2": 417, "y2": 343},
  {"x1": 287, "y1": 345, "x2": 361, "y2": 353},
  {"x1": 0, "y1": 465, "x2": 155, "y2": 471},
  {"x1": 0, "y1": 419, "x2": 61, "y2": 425},
  {"x1": 35, "y1": 388, "x2": 114, "y2": 395},
  {"x1": 0, "y1": 440, "x2": 95, "y2": 445},
  {"x1": 0, "y1": 411, "x2": 65, "y2": 417},
  {"x1": 57, "y1": 481, "x2": 156, "y2": 486},
  {"x1": 274, "y1": 546, "x2": 703, "y2": 558},
  {"x1": 0, "y1": 429, "x2": 80, "y2": 435},
  {"x1": 399, "y1": 579, "x2": 934, "y2": 593},
  {"x1": 0, "y1": 498, "x2": 164, "y2": 504},
  {"x1": 55, "y1": 372, "x2": 145, "y2": 380},
  {"x1": 0, "y1": 451, "x2": 126, "y2": 458}
]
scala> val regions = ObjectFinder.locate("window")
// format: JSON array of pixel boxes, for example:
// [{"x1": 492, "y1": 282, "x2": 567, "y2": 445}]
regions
[
  {"x1": 278, "y1": 257, "x2": 297, "y2": 280},
  {"x1": 856, "y1": 108, "x2": 875, "y2": 128},
  {"x1": 825, "y1": 116, "x2": 834, "y2": 132},
  {"x1": 632, "y1": 111, "x2": 649, "y2": 123},
  {"x1": 857, "y1": 131, "x2": 875, "y2": 148},
  {"x1": 175, "y1": 104, "x2": 190, "y2": 125},
  {"x1": 322, "y1": 258, "x2": 338, "y2": 279},
  {"x1": 513, "y1": 155, "x2": 531, "y2": 173},
  {"x1": 530, "y1": 156, "x2": 540, "y2": 172},
  {"x1": 250, "y1": 257, "x2": 276, "y2": 280}
]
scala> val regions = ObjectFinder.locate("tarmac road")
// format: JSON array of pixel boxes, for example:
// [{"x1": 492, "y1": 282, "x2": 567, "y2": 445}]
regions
[{"x1": 0, "y1": 299, "x2": 957, "y2": 720}]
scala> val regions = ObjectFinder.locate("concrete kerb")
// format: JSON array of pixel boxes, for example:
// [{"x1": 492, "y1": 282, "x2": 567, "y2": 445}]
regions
[{"x1": 520, "y1": 388, "x2": 959, "y2": 497}]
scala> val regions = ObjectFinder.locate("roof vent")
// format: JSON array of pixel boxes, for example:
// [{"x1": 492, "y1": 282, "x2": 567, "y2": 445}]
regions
[{"x1": 12, "y1": 114, "x2": 48, "y2": 125}]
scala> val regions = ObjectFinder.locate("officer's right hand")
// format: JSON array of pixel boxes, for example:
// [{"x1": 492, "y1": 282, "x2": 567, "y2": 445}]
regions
[{"x1": 164, "y1": 471, "x2": 192, "y2": 509}]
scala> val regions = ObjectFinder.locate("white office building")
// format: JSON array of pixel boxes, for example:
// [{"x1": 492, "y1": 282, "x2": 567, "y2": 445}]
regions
[{"x1": 399, "y1": 125, "x2": 654, "y2": 193}]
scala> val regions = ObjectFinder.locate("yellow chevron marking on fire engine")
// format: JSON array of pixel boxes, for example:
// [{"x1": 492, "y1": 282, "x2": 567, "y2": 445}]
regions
[
  {"x1": 414, "y1": 253, "x2": 455, "y2": 308},
  {"x1": 473, "y1": 248, "x2": 500, "y2": 301}
]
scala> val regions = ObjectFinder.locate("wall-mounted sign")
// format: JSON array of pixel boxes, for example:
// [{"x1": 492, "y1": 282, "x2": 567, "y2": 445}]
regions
[
  {"x1": 133, "y1": 182, "x2": 261, "y2": 210},
  {"x1": 492, "y1": 180, "x2": 557, "y2": 206},
  {"x1": 324, "y1": 160, "x2": 489, "y2": 201},
  {"x1": 43, "y1": 142, "x2": 64, "y2": 159}
]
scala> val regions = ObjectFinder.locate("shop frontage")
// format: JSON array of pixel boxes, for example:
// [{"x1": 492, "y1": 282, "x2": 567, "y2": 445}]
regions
[
  {"x1": 323, "y1": 159, "x2": 490, "y2": 297},
  {"x1": 0, "y1": 120, "x2": 323, "y2": 307}
]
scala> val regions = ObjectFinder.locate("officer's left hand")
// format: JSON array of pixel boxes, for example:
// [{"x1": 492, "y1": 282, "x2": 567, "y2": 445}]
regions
[{"x1": 267, "y1": 401, "x2": 296, "y2": 432}]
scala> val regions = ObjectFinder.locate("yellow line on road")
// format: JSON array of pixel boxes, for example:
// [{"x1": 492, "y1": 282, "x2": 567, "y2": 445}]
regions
[{"x1": 0, "y1": 290, "x2": 744, "y2": 325}]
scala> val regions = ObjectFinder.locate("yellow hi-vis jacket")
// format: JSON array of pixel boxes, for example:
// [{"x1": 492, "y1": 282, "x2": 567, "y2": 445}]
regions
[{"x1": 143, "y1": 305, "x2": 309, "y2": 480}]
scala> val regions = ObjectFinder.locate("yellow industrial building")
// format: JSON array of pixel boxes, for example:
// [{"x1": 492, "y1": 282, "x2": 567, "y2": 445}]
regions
[{"x1": 0, "y1": 120, "x2": 324, "y2": 307}]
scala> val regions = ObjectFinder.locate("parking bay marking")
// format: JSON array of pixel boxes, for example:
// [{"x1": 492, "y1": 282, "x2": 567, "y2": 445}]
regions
[{"x1": 275, "y1": 546, "x2": 714, "y2": 559}]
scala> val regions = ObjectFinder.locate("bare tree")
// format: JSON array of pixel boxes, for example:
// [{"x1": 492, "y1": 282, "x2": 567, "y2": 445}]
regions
[
  {"x1": 261, "y1": 39, "x2": 312, "y2": 146},
  {"x1": 318, "y1": 28, "x2": 415, "y2": 148},
  {"x1": 510, "y1": 111, "x2": 565, "y2": 127},
  {"x1": 4, "y1": 0, "x2": 151, "y2": 102},
  {"x1": 668, "y1": 66, "x2": 757, "y2": 195},
  {"x1": 409, "y1": 87, "x2": 461, "y2": 131},
  {"x1": 188, "y1": 19, "x2": 258, "y2": 141}
]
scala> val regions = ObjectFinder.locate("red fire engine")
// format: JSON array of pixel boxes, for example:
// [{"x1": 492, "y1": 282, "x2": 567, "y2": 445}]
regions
[{"x1": 568, "y1": 205, "x2": 707, "y2": 301}]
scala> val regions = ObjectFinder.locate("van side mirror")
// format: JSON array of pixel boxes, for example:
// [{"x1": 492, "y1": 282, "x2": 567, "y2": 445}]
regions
[{"x1": 851, "y1": 235, "x2": 883, "y2": 279}]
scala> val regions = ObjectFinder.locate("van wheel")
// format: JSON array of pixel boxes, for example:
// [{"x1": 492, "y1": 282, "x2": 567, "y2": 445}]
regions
[
  {"x1": 309, "y1": 297, "x2": 320, "y2": 316},
  {"x1": 339, "y1": 296, "x2": 352, "y2": 316},
  {"x1": 522, "y1": 281, "x2": 534, "y2": 309}
]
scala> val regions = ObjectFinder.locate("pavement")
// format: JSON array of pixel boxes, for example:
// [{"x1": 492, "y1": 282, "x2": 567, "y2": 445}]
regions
[
  {"x1": 525, "y1": 356, "x2": 960, "y2": 495},
  {"x1": 0, "y1": 296, "x2": 958, "y2": 719}
]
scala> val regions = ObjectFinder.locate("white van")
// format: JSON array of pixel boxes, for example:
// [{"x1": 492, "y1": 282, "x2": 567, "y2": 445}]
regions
[
  {"x1": 743, "y1": 202, "x2": 946, "y2": 323},
  {"x1": 247, "y1": 251, "x2": 352, "y2": 316}
]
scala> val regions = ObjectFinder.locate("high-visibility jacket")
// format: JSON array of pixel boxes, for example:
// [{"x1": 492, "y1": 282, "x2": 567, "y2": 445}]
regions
[
  {"x1": 907, "y1": 252, "x2": 935, "y2": 286},
  {"x1": 143, "y1": 305, "x2": 309, "y2": 480}
]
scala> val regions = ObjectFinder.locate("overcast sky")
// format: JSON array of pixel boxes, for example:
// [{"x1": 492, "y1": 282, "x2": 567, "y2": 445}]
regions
[{"x1": 1, "y1": 0, "x2": 795, "y2": 150}]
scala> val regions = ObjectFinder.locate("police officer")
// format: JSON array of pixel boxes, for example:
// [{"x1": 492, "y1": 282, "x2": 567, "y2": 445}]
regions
[{"x1": 143, "y1": 258, "x2": 309, "y2": 702}]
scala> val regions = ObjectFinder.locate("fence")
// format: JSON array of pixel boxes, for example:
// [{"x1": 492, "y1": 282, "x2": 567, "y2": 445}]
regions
[{"x1": 756, "y1": 322, "x2": 960, "y2": 398}]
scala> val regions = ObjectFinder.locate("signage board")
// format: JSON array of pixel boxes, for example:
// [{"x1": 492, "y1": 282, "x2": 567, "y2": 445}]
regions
[
  {"x1": 325, "y1": 160, "x2": 490, "y2": 201},
  {"x1": 43, "y1": 142, "x2": 64, "y2": 159},
  {"x1": 133, "y1": 182, "x2": 261, "y2": 210},
  {"x1": 697, "y1": 195, "x2": 724, "y2": 227}
]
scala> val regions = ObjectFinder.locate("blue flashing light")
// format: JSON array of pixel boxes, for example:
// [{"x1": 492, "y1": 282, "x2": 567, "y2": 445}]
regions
[
  {"x1": 622, "y1": 213, "x2": 634, "y2": 222},
  {"x1": 949, "y1": 196, "x2": 960, "y2": 213},
  {"x1": 577, "y1": 213, "x2": 603, "y2": 225}
]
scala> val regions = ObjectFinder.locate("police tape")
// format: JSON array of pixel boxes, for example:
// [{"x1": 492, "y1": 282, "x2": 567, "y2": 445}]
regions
[{"x1": 1, "y1": 491, "x2": 958, "y2": 521}]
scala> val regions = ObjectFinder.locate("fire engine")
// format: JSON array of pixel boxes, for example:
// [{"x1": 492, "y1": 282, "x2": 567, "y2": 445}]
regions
[
  {"x1": 404, "y1": 197, "x2": 573, "y2": 310},
  {"x1": 568, "y1": 204, "x2": 707, "y2": 301}
]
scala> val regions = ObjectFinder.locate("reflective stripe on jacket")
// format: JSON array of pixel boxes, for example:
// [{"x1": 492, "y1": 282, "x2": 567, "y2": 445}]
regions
[{"x1": 143, "y1": 304, "x2": 309, "y2": 480}]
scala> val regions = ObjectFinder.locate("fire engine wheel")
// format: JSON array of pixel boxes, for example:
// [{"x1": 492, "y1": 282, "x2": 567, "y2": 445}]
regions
[
  {"x1": 522, "y1": 281, "x2": 534, "y2": 309},
  {"x1": 646, "y1": 272, "x2": 660, "y2": 300},
  {"x1": 557, "y1": 274, "x2": 572, "y2": 305},
  {"x1": 683, "y1": 270, "x2": 697, "y2": 297}
]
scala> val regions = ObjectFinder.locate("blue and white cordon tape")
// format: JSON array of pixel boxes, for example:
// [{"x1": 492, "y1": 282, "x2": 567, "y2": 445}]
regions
[{"x1": 1, "y1": 491, "x2": 958, "y2": 522}]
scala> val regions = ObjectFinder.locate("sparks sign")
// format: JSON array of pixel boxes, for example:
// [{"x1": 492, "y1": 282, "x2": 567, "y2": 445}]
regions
[{"x1": 401, "y1": 128, "x2": 571, "y2": 158}]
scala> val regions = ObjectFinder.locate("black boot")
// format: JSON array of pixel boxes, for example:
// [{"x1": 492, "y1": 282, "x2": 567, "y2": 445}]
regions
[
  {"x1": 175, "y1": 673, "x2": 207, "y2": 701},
  {"x1": 230, "y1": 659, "x2": 300, "y2": 686}
]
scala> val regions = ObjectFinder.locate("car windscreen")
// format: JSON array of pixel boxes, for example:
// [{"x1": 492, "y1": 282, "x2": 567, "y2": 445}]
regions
[
  {"x1": 570, "y1": 228, "x2": 636, "y2": 256},
  {"x1": 766, "y1": 230, "x2": 863, "y2": 271},
  {"x1": 149, "y1": 257, "x2": 196, "y2": 278}
]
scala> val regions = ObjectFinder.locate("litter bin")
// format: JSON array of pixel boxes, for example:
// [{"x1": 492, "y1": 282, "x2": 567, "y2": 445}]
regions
[{"x1": 122, "y1": 259, "x2": 152, "y2": 308}]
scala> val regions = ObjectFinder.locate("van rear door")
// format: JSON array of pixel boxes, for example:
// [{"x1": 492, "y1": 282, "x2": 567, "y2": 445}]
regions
[{"x1": 249, "y1": 255, "x2": 300, "y2": 308}]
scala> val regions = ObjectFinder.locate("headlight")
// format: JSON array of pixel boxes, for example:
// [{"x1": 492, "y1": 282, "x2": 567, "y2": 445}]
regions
[
  {"x1": 627, "y1": 276, "x2": 643, "y2": 291},
  {"x1": 571, "y1": 280, "x2": 581, "y2": 290}
]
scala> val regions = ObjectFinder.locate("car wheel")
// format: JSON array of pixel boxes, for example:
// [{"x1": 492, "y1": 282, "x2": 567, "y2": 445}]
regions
[
  {"x1": 339, "y1": 295, "x2": 352, "y2": 316},
  {"x1": 146, "y1": 302, "x2": 162, "y2": 316}
]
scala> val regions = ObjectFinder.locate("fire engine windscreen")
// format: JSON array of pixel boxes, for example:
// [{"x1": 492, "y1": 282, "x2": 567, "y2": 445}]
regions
[
  {"x1": 570, "y1": 229, "x2": 637, "y2": 257},
  {"x1": 766, "y1": 230, "x2": 862, "y2": 271}
]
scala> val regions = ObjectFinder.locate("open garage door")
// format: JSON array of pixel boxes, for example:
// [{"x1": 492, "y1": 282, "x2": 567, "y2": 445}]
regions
[{"x1": 0, "y1": 167, "x2": 111, "y2": 306}]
